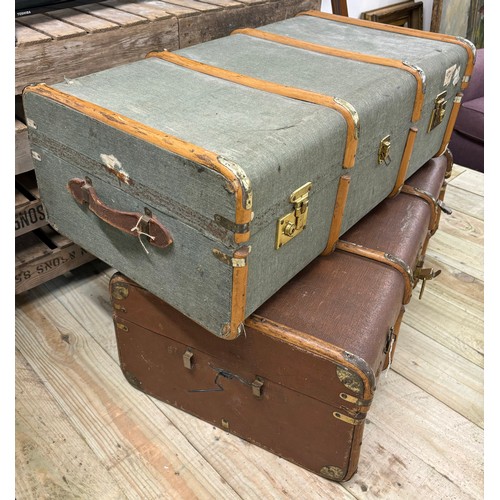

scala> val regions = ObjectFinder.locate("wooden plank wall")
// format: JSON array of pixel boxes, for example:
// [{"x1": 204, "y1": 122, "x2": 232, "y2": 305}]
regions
[{"x1": 15, "y1": 0, "x2": 321, "y2": 95}]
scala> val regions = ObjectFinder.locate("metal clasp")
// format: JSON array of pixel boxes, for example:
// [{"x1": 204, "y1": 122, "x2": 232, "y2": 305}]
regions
[
  {"x1": 437, "y1": 199, "x2": 453, "y2": 215},
  {"x1": 378, "y1": 135, "x2": 392, "y2": 165},
  {"x1": 183, "y1": 350, "x2": 194, "y2": 370},
  {"x1": 251, "y1": 377, "x2": 264, "y2": 398},
  {"x1": 428, "y1": 91, "x2": 448, "y2": 132},
  {"x1": 276, "y1": 182, "x2": 312, "y2": 249},
  {"x1": 414, "y1": 266, "x2": 441, "y2": 299}
]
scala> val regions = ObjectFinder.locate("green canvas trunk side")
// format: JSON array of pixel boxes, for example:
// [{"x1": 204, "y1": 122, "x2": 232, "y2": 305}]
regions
[{"x1": 33, "y1": 146, "x2": 235, "y2": 334}]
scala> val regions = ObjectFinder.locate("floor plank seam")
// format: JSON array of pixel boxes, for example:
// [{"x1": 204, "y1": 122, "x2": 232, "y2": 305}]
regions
[
  {"x1": 390, "y1": 366, "x2": 484, "y2": 429},
  {"x1": 400, "y1": 318, "x2": 484, "y2": 368}
]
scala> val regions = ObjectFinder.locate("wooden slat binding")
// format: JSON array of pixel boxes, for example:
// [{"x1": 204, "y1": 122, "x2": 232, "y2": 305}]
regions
[
  {"x1": 48, "y1": 8, "x2": 120, "y2": 33},
  {"x1": 388, "y1": 127, "x2": 418, "y2": 197},
  {"x1": 322, "y1": 175, "x2": 351, "y2": 255},
  {"x1": 74, "y1": 3, "x2": 150, "y2": 26},
  {"x1": 15, "y1": 22, "x2": 52, "y2": 46},
  {"x1": 400, "y1": 185, "x2": 439, "y2": 233},
  {"x1": 232, "y1": 27, "x2": 425, "y2": 122},
  {"x1": 223, "y1": 246, "x2": 251, "y2": 340},
  {"x1": 245, "y1": 315, "x2": 374, "y2": 400},
  {"x1": 162, "y1": 0, "x2": 222, "y2": 11},
  {"x1": 298, "y1": 11, "x2": 476, "y2": 88},
  {"x1": 436, "y1": 94, "x2": 463, "y2": 157},
  {"x1": 336, "y1": 240, "x2": 414, "y2": 304},
  {"x1": 101, "y1": 0, "x2": 174, "y2": 21},
  {"x1": 148, "y1": 50, "x2": 359, "y2": 168},
  {"x1": 23, "y1": 84, "x2": 253, "y2": 241}
]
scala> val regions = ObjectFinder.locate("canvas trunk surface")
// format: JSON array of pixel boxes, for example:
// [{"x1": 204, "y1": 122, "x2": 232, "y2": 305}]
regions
[
  {"x1": 110, "y1": 156, "x2": 448, "y2": 482},
  {"x1": 23, "y1": 11, "x2": 473, "y2": 338}
]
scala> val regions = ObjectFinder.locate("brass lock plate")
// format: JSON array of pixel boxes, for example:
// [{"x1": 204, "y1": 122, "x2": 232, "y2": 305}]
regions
[
  {"x1": 378, "y1": 135, "x2": 391, "y2": 165},
  {"x1": 428, "y1": 91, "x2": 448, "y2": 132},
  {"x1": 276, "y1": 182, "x2": 312, "y2": 249}
]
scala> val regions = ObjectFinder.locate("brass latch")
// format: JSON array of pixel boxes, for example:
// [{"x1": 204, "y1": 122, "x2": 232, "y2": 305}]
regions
[
  {"x1": 414, "y1": 266, "x2": 441, "y2": 299},
  {"x1": 428, "y1": 91, "x2": 448, "y2": 132},
  {"x1": 378, "y1": 135, "x2": 391, "y2": 165},
  {"x1": 276, "y1": 182, "x2": 312, "y2": 249}
]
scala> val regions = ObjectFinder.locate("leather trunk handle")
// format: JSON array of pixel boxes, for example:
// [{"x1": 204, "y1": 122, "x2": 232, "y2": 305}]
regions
[{"x1": 68, "y1": 178, "x2": 173, "y2": 249}]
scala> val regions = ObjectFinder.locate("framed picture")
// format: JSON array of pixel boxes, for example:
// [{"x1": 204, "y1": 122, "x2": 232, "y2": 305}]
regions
[
  {"x1": 330, "y1": 0, "x2": 348, "y2": 16},
  {"x1": 431, "y1": 0, "x2": 472, "y2": 37},
  {"x1": 466, "y1": 0, "x2": 484, "y2": 48},
  {"x1": 361, "y1": 1, "x2": 424, "y2": 29}
]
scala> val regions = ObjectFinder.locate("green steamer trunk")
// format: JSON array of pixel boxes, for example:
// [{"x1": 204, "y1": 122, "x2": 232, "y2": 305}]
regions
[{"x1": 23, "y1": 11, "x2": 474, "y2": 339}]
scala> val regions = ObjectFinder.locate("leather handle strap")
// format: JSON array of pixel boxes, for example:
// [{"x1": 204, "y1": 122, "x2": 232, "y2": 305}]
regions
[{"x1": 68, "y1": 178, "x2": 173, "y2": 249}]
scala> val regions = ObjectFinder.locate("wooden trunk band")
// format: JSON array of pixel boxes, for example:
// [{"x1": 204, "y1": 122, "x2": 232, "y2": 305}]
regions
[
  {"x1": 245, "y1": 314, "x2": 375, "y2": 400},
  {"x1": 298, "y1": 11, "x2": 475, "y2": 88},
  {"x1": 322, "y1": 175, "x2": 351, "y2": 255},
  {"x1": 233, "y1": 27, "x2": 425, "y2": 122},
  {"x1": 223, "y1": 246, "x2": 251, "y2": 340},
  {"x1": 436, "y1": 94, "x2": 463, "y2": 157},
  {"x1": 388, "y1": 127, "x2": 418, "y2": 197},
  {"x1": 148, "y1": 51, "x2": 358, "y2": 169},
  {"x1": 336, "y1": 240, "x2": 414, "y2": 304},
  {"x1": 400, "y1": 185, "x2": 439, "y2": 232},
  {"x1": 24, "y1": 84, "x2": 253, "y2": 243}
]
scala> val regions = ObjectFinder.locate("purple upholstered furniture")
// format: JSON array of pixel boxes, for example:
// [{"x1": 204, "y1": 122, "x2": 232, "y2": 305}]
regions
[{"x1": 449, "y1": 48, "x2": 484, "y2": 172}]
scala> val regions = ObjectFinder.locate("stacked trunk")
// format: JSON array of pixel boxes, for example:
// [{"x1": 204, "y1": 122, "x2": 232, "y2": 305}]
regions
[
  {"x1": 22, "y1": 10, "x2": 470, "y2": 481},
  {"x1": 109, "y1": 153, "x2": 453, "y2": 481}
]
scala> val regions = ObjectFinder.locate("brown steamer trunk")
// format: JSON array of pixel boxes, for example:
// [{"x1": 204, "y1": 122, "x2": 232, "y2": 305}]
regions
[{"x1": 110, "y1": 154, "x2": 451, "y2": 482}]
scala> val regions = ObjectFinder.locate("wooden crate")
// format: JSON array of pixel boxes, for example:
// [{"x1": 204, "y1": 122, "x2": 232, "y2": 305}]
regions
[
  {"x1": 15, "y1": 171, "x2": 47, "y2": 236},
  {"x1": 15, "y1": 225, "x2": 95, "y2": 294},
  {"x1": 15, "y1": 118, "x2": 33, "y2": 175}
]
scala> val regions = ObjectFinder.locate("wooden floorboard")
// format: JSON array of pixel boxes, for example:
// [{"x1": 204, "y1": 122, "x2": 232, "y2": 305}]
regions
[{"x1": 15, "y1": 165, "x2": 484, "y2": 498}]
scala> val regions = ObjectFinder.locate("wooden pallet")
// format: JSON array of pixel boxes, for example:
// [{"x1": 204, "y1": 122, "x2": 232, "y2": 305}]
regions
[{"x1": 15, "y1": 225, "x2": 95, "y2": 294}]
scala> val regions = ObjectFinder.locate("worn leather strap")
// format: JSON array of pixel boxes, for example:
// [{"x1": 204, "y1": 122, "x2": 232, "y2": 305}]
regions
[{"x1": 68, "y1": 178, "x2": 173, "y2": 249}]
